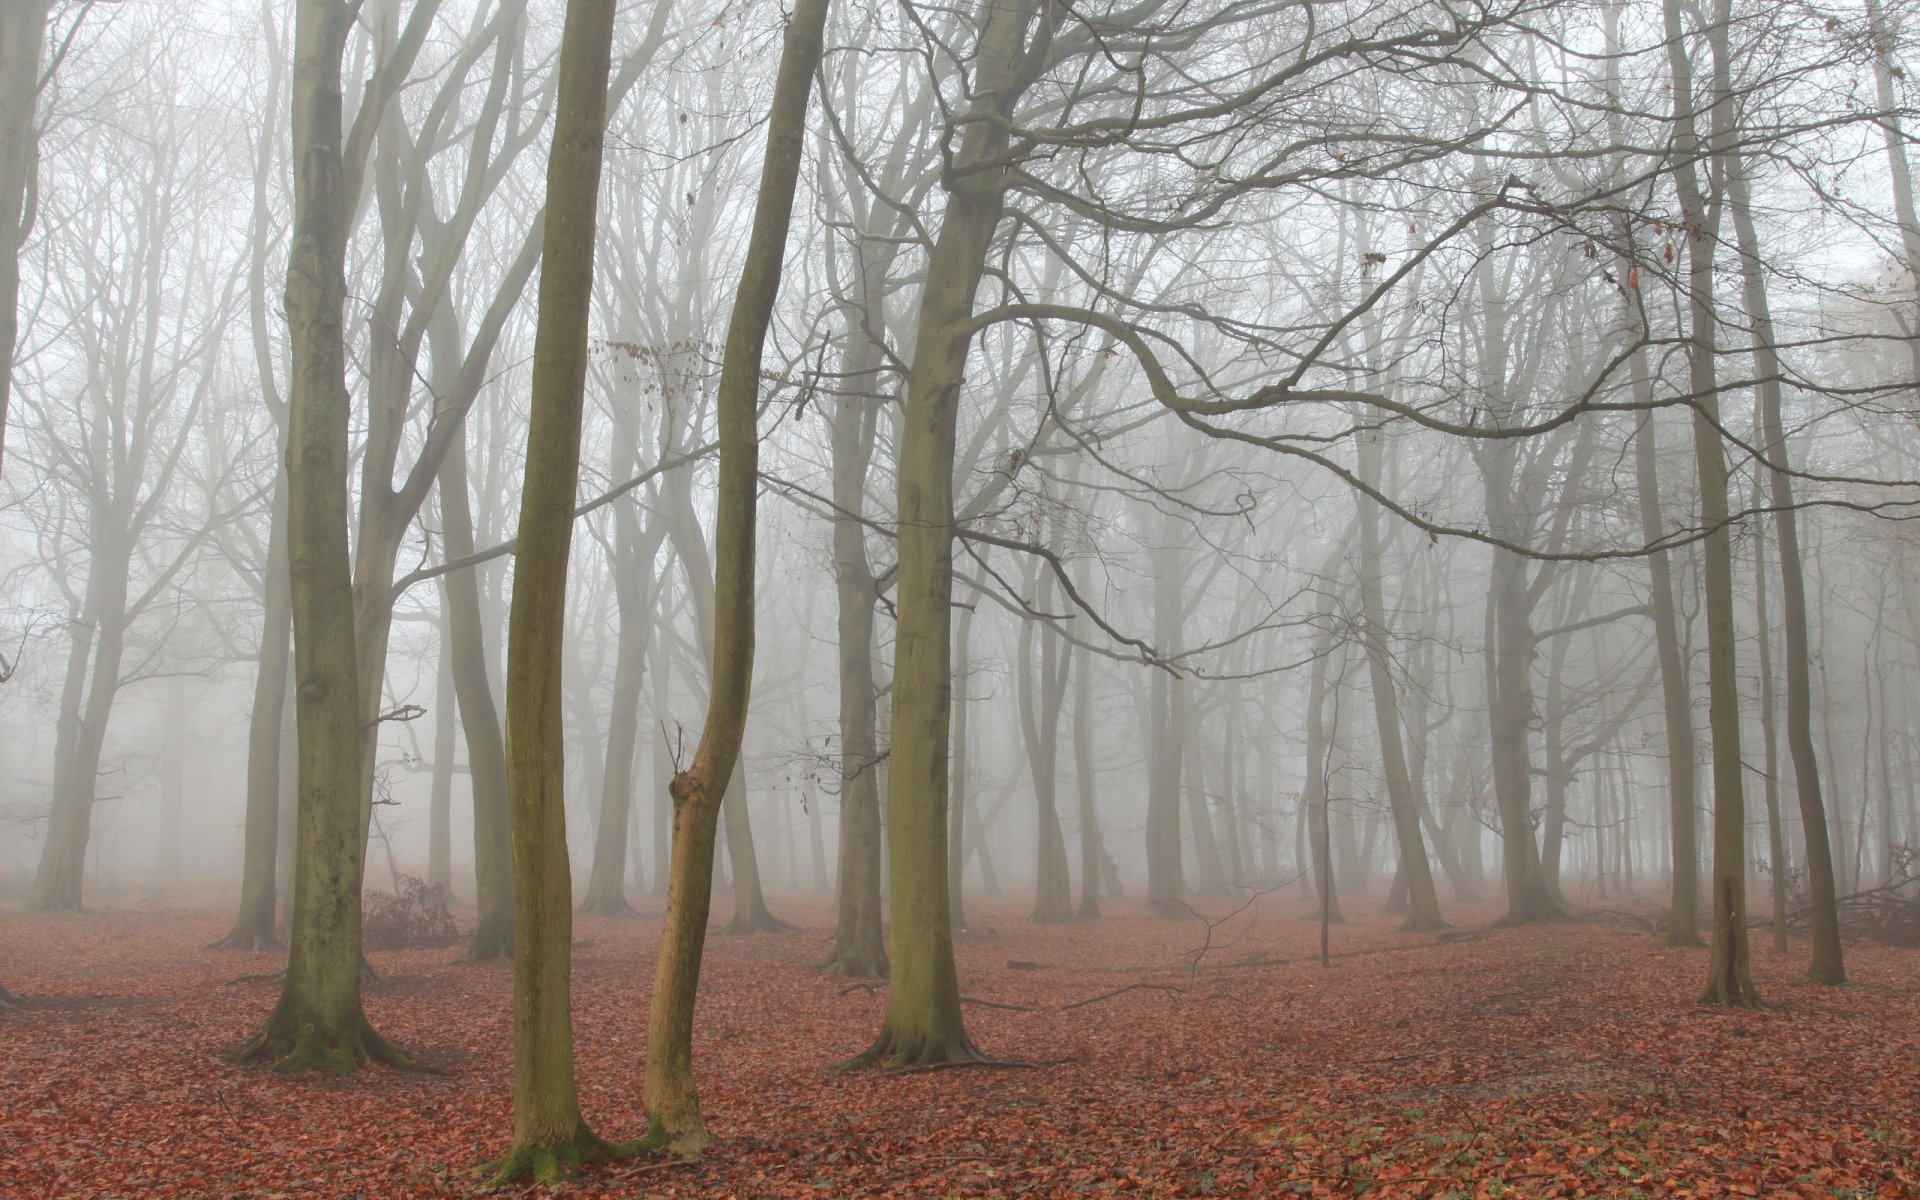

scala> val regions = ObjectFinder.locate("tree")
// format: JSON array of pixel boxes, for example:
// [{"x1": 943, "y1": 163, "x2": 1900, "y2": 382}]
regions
[
  {"x1": 230, "y1": 0, "x2": 414, "y2": 1072},
  {"x1": 641, "y1": 0, "x2": 831, "y2": 1153},
  {"x1": 0, "y1": 0, "x2": 47, "y2": 477},
  {"x1": 1662, "y1": 0, "x2": 1760, "y2": 1008},
  {"x1": 482, "y1": 0, "x2": 623, "y2": 1181}
]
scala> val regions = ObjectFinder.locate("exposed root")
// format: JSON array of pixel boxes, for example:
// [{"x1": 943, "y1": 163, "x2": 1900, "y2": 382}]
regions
[
  {"x1": 0, "y1": 984, "x2": 23, "y2": 1012},
  {"x1": 838, "y1": 1025, "x2": 991, "y2": 1073},
  {"x1": 457, "y1": 923, "x2": 514, "y2": 965},
  {"x1": 818, "y1": 948, "x2": 889, "y2": 979},
  {"x1": 226, "y1": 1014, "x2": 424, "y2": 1075},
  {"x1": 634, "y1": 1108, "x2": 712, "y2": 1158},
  {"x1": 480, "y1": 1125, "x2": 635, "y2": 1186},
  {"x1": 723, "y1": 906, "x2": 794, "y2": 935}
]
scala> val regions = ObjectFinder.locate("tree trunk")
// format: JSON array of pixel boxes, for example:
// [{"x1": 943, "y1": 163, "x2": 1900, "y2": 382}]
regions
[
  {"x1": 427, "y1": 608, "x2": 456, "y2": 898},
  {"x1": 1665, "y1": 0, "x2": 1759, "y2": 1007},
  {"x1": 442, "y1": 421, "x2": 515, "y2": 964},
  {"x1": 947, "y1": 599, "x2": 973, "y2": 929},
  {"x1": 1074, "y1": 618, "x2": 1102, "y2": 920},
  {"x1": 484, "y1": 0, "x2": 622, "y2": 1180},
  {"x1": 1018, "y1": 560, "x2": 1073, "y2": 922},
  {"x1": 1355, "y1": 429, "x2": 1442, "y2": 930},
  {"x1": 217, "y1": 471, "x2": 292, "y2": 950},
  {"x1": 230, "y1": 0, "x2": 412, "y2": 1073},
  {"x1": 1303, "y1": 615, "x2": 1344, "y2": 923},
  {"x1": 853, "y1": 0, "x2": 1044, "y2": 1071},
  {"x1": 579, "y1": 503, "x2": 661, "y2": 916},
  {"x1": 642, "y1": 0, "x2": 828, "y2": 1151},
  {"x1": 1725, "y1": 134, "x2": 1845, "y2": 984},
  {"x1": 0, "y1": 0, "x2": 47, "y2": 477}
]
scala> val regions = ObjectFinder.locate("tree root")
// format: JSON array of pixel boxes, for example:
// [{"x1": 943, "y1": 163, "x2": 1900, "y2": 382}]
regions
[
  {"x1": 457, "y1": 924, "x2": 514, "y2": 964},
  {"x1": 480, "y1": 1124, "x2": 635, "y2": 1186},
  {"x1": 226, "y1": 1013, "x2": 424, "y2": 1075},
  {"x1": 722, "y1": 907, "x2": 794, "y2": 935},
  {"x1": 818, "y1": 948, "x2": 889, "y2": 979},
  {"x1": 838, "y1": 1024, "x2": 993, "y2": 1073},
  {"x1": 0, "y1": 983, "x2": 22, "y2": 1012}
]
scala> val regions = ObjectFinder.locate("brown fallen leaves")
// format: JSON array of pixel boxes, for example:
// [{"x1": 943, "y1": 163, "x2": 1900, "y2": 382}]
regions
[{"x1": 1, "y1": 892, "x2": 1916, "y2": 1198}]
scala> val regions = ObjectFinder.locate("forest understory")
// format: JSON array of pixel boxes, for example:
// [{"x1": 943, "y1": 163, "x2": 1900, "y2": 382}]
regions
[{"x1": 3, "y1": 894, "x2": 1915, "y2": 1199}]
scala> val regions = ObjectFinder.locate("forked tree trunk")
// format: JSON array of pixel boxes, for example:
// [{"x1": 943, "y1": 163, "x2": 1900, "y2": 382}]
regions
[
  {"x1": 483, "y1": 0, "x2": 622, "y2": 1182},
  {"x1": 642, "y1": 0, "x2": 829, "y2": 1151},
  {"x1": 851, "y1": 0, "x2": 1047, "y2": 1071},
  {"x1": 230, "y1": 0, "x2": 413, "y2": 1074},
  {"x1": 1664, "y1": 0, "x2": 1759, "y2": 1007}
]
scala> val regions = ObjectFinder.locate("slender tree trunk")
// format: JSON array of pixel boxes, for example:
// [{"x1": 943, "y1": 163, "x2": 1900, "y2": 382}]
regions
[
  {"x1": 157, "y1": 678, "x2": 188, "y2": 880},
  {"x1": 1074, "y1": 621, "x2": 1102, "y2": 919},
  {"x1": 218, "y1": 474, "x2": 292, "y2": 950},
  {"x1": 579, "y1": 511, "x2": 661, "y2": 916},
  {"x1": 1665, "y1": 0, "x2": 1759, "y2": 1007},
  {"x1": 642, "y1": 0, "x2": 828, "y2": 1149},
  {"x1": 484, "y1": 0, "x2": 622, "y2": 1180},
  {"x1": 1303, "y1": 618, "x2": 1344, "y2": 923},
  {"x1": 427, "y1": 610, "x2": 456, "y2": 897},
  {"x1": 1724, "y1": 138, "x2": 1845, "y2": 983},
  {"x1": 1355, "y1": 430, "x2": 1442, "y2": 930},
  {"x1": 1018, "y1": 561, "x2": 1073, "y2": 921},
  {"x1": 1751, "y1": 470, "x2": 1789, "y2": 954},
  {"x1": 442, "y1": 427, "x2": 515, "y2": 963}
]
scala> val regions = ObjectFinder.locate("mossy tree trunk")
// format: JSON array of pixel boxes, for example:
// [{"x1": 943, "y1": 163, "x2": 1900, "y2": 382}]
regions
[
  {"x1": 230, "y1": 0, "x2": 413, "y2": 1074},
  {"x1": 484, "y1": 0, "x2": 623, "y2": 1183},
  {"x1": 855, "y1": 0, "x2": 1051, "y2": 1067},
  {"x1": 642, "y1": 0, "x2": 829, "y2": 1152}
]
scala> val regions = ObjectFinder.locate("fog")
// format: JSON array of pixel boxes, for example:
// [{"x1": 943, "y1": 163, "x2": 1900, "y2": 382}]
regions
[{"x1": 1, "y1": 0, "x2": 1918, "y2": 1161}]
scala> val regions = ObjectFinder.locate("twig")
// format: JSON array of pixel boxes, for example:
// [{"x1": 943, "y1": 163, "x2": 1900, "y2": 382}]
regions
[{"x1": 1061, "y1": 982, "x2": 1190, "y2": 1010}]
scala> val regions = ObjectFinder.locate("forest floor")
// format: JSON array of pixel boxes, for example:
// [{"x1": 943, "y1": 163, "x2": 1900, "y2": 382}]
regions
[{"x1": 2, "y1": 888, "x2": 1917, "y2": 1198}]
